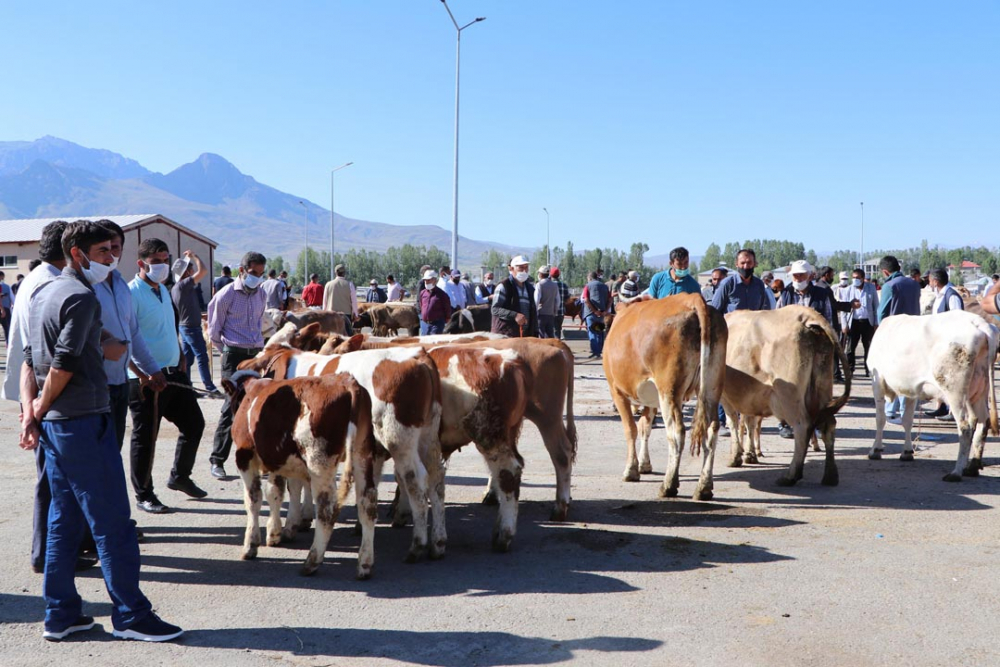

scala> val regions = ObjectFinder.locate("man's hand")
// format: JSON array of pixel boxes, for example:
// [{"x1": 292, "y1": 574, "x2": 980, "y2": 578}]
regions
[
  {"x1": 148, "y1": 371, "x2": 167, "y2": 392},
  {"x1": 850, "y1": 299, "x2": 861, "y2": 309},
  {"x1": 31, "y1": 397, "x2": 48, "y2": 422},
  {"x1": 1, "y1": 307, "x2": 7, "y2": 318},
  {"x1": 514, "y1": 313, "x2": 528, "y2": 326},
  {"x1": 19, "y1": 414, "x2": 40, "y2": 451},
  {"x1": 183, "y1": 250, "x2": 194, "y2": 259},
  {"x1": 102, "y1": 339, "x2": 127, "y2": 361}
]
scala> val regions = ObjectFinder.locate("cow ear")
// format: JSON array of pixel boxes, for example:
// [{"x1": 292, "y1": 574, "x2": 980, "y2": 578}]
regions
[{"x1": 346, "y1": 333, "x2": 365, "y2": 352}]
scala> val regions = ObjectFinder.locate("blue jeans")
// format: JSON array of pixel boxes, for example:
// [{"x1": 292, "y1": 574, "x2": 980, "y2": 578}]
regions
[
  {"x1": 40, "y1": 413, "x2": 151, "y2": 632},
  {"x1": 585, "y1": 315, "x2": 605, "y2": 356},
  {"x1": 426, "y1": 319, "x2": 445, "y2": 335},
  {"x1": 180, "y1": 325, "x2": 217, "y2": 390},
  {"x1": 886, "y1": 396, "x2": 909, "y2": 419}
]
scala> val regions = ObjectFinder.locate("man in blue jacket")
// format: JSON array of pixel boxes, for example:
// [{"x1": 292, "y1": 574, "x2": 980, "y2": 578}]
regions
[{"x1": 711, "y1": 249, "x2": 772, "y2": 313}]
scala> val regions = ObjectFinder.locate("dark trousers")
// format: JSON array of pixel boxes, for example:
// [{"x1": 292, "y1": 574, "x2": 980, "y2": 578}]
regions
[
  {"x1": 128, "y1": 369, "x2": 205, "y2": 501},
  {"x1": 538, "y1": 314, "x2": 556, "y2": 339},
  {"x1": 0, "y1": 311, "x2": 10, "y2": 345},
  {"x1": 109, "y1": 382, "x2": 129, "y2": 451},
  {"x1": 585, "y1": 314, "x2": 605, "y2": 356},
  {"x1": 554, "y1": 315, "x2": 565, "y2": 340},
  {"x1": 848, "y1": 319, "x2": 876, "y2": 375},
  {"x1": 425, "y1": 319, "x2": 445, "y2": 335},
  {"x1": 40, "y1": 413, "x2": 151, "y2": 632},
  {"x1": 211, "y1": 347, "x2": 259, "y2": 466}
]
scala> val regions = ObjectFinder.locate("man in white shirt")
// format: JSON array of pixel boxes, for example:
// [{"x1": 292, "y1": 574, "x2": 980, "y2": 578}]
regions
[
  {"x1": 442, "y1": 269, "x2": 468, "y2": 310},
  {"x1": 385, "y1": 274, "x2": 404, "y2": 302},
  {"x1": 843, "y1": 268, "x2": 878, "y2": 378}
]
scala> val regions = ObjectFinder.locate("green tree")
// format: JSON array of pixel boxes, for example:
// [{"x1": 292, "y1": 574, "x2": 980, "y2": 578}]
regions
[{"x1": 701, "y1": 243, "x2": 721, "y2": 271}]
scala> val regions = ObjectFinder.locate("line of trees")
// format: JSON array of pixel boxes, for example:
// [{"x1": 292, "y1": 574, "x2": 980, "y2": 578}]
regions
[{"x1": 482, "y1": 241, "x2": 665, "y2": 288}]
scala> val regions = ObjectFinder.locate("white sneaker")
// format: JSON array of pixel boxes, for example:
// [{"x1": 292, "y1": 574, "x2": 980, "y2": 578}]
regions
[{"x1": 887, "y1": 417, "x2": 903, "y2": 425}]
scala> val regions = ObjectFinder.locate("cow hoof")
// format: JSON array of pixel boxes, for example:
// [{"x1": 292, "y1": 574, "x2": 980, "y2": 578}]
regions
[
  {"x1": 963, "y1": 465, "x2": 981, "y2": 478},
  {"x1": 299, "y1": 562, "x2": 320, "y2": 577},
  {"x1": 623, "y1": 468, "x2": 640, "y2": 482},
  {"x1": 693, "y1": 488, "x2": 713, "y2": 501},
  {"x1": 267, "y1": 533, "x2": 284, "y2": 547},
  {"x1": 356, "y1": 565, "x2": 373, "y2": 581},
  {"x1": 728, "y1": 457, "x2": 743, "y2": 468},
  {"x1": 900, "y1": 451, "x2": 914, "y2": 462},
  {"x1": 297, "y1": 519, "x2": 313, "y2": 532},
  {"x1": 241, "y1": 547, "x2": 257, "y2": 561},
  {"x1": 821, "y1": 471, "x2": 840, "y2": 487},
  {"x1": 942, "y1": 473, "x2": 962, "y2": 483},
  {"x1": 549, "y1": 504, "x2": 569, "y2": 522},
  {"x1": 868, "y1": 450, "x2": 882, "y2": 461},
  {"x1": 481, "y1": 490, "x2": 499, "y2": 506},
  {"x1": 492, "y1": 530, "x2": 514, "y2": 553},
  {"x1": 280, "y1": 528, "x2": 296, "y2": 542},
  {"x1": 775, "y1": 477, "x2": 798, "y2": 487},
  {"x1": 658, "y1": 485, "x2": 679, "y2": 499},
  {"x1": 391, "y1": 513, "x2": 412, "y2": 529},
  {"x1": 430, "y1": 540, "x2": 447, "y2": 560},
  {"x1": 405, "y1": 546, "x2": 425, "y2": 563},
  {"x1": 743, "y1": 452, "x2": 758, "y2": 465},
  {"x1": 639, "y1": 463, "x2": 653, "y2": 474}
]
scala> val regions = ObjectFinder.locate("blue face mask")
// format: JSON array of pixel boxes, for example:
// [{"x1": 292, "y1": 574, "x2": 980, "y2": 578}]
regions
[
  {"x1": 242, "y1": 273, "x2": 263, "y2": 290},
  {"x1": 674, "y1": 268, "x2": 690, "y2": 278}
]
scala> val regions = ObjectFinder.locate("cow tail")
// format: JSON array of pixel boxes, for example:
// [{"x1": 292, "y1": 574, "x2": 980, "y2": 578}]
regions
[
  {"x1": 814, "y1": 322, "x2": 851, "y2": 428},
  {"x1": 988, "y1": 330, "x2": 998, "y2": 435},
  {"x1": 564, "y1": 347, "x2": 578, "y2": 461},
  {"x1": 689, "y1": 299, "x2": 712, "y2": 457}
]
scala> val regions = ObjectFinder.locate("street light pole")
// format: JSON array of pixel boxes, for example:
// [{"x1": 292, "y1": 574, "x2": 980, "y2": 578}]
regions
[
  {"x1": 860, "y1": 201, "x2": 864, "y2": 271},
  {"x1": 330, "y1": 161, "x2": 354, "y2": 282},
  {"x1": 543, "y1": 207, "x2": 550, "y2": 265},
  {"x1": 441, "y1": 0, "x2": 485, "y2": 269},
  {"x1": 298, "y1": 200, "x2": 308, "y2": 281}
]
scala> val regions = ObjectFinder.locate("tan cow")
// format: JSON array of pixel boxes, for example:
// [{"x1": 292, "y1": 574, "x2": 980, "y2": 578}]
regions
[
  {"x1": 721, "y1": 305, "x2": 850, "y2": 487},
  {"x1": 603, "y1": 293, "x2": 728, "y2": 500}
]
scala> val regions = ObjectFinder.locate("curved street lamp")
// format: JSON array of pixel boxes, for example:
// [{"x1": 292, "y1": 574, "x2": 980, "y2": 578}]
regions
[{"x1": 330, "y1": 161, "x2": 354, "y2": 281}]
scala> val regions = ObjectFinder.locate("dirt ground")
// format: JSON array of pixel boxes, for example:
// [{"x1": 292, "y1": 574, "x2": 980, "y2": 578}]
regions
[{"x1": 2, "y1": 330, "x2": 1000, "y2": 667}]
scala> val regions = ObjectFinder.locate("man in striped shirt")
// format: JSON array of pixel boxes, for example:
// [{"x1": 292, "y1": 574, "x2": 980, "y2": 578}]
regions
[{"x1": 206, "y1": 251, "x2": 267, "y2": 479}]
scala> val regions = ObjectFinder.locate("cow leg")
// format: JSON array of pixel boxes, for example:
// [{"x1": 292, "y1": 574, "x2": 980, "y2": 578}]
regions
[
  {"x1": 777, "y1": 421, "x2": 809, "y2": 486},
  {"x1": 869, "y1": 374, "x2": 887, "y2": 460},
  {"x1": 390, "y1": 441, "x2": 431, "y2": 562},
  {"x1": 965, "y1": 420, "x2": 988, "y2": 477},
  {"x1": 283, "y1": 477, "x2": 304, "y2": 541},
  {"x1": 301, "y1": 474, "x2": 342, "y2": 576},
  {"x1": 819, "y1": 418, "x2": 839, "y2": 486},
  {"x1": 239, "y1": 466, "x2": 263, "y2": 560},
  {"x1": 900, "y1": 398, "x2": 916, "y2": 461},
  {"x1": 611, "y1": 390, "x2": 642, "y2": 482},
  {"x1": 741, "y1": 415, "x2": 758, "y2": 465},
  {"x1": 753, "y1": 419, "x2": 763, "y2": 458},
  {"x1": 658, "y1": 402, "x2": 684, "y2": 499},
  {"x1": 299, "y1": 479, "x2": 315, "y2": 531},
  {"x1": 637, "y1": 407, "x2": 656, "y2": 474},
  {"x1": 693, "y1": 417, "x2": 719, "y2": 501},
  {"x1": 391, "y1": 475, "x2": 414, "y2": 528},
  {"x1": 534, "y1": 419, "x2": 574, "y2": 521},
  {"x1": 481, "y1": 445, "x2": 523, "y2": 553},
  {"x1": 945, "y1": 410, "x2": 975, "y2": 482},
  {"x1": 420, "y1": 435, "x2": 448, "y2": 560},
  {"x1": 265, "y1": 474, "x2": 287, "y2": 546},
  {"x1": 355, "y1": 448, "x2": 379, "y2": 580},
  {"x1": 724, "y1": 402, "x2": 744, "y2": 468}
]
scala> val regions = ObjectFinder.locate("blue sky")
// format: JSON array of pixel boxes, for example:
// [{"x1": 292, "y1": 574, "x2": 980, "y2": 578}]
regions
[{"x1": 2, "y1": 1, "x2": 997, "y2": 258}]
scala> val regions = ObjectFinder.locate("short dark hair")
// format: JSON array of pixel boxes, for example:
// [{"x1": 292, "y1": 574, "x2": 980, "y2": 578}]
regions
[
  {"x1": 95, "y1": 219, "x2": 125, "y2": 245},
  {"x1": 241, "y1": 251, "x2": 266, "y2": 268},
  {"x1": 993, "y1": 274, "x2": 999, "y2": 281},
  {"x1": 309, "y1": 273, "x2": 319, "y2": 282},
  {"x1": 279, "y1": 270, "x2": 287, "y2": 277},
  {"x1": 222, "y1": 265, "x2": 232, "y2": 275},
  {"x1": 28, "y1": 260, "x2": 42, "y2": 271},
  {"x1": 137, "y1": 238, "x2": 169, "y2": 260},
  {"x1": 909, "y1": 268, "x2": 922, "y2": 279},
  {"x1": 669, "y1": 247, "x2": 689, "y2": 263},
  {"x1": 386, "y1": 274, "x2": 395, "y2": 282},
  {"x1": 853, "y1": 268, "x2": 866, "y2": 279},
  {"x1": 39, "y1": 220, "x2": 69, "y2": 262},
  {"x1": 929, "y1": 268, "x2": 949, "y2": 285},
  {"x1": 335, "y1": 265, "x2": 346, "y2": 277},
  {"x1": 737, "y1": 248, "x2": 756, "y2": 261},
  {"x1": 879, "y1": 255, "x2": 900, "y2": 273},
  {"x1": 268, "y1": 269, "x2": 277, "y2": 278},
  {"x1": 711, "y1": 267, "x2": 728, "y2": 279},
  {"x1": 819, "y1": 266, "x2": 833, "y2": 279},
  {"x1": 61, "y1": 221, "x2": 116, "y2": 258}
]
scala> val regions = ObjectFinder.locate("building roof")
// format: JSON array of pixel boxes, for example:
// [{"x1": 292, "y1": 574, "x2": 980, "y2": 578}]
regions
[
  {"x1": 0, "y1": 214, "x2": 217, "y2": 247},
  {"x1": 947, "y1": 261, "x2": 981, "y2": 269}
]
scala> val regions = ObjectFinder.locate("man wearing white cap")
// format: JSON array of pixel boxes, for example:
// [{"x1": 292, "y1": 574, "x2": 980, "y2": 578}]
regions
[
  {"x1": 491, "y1": 255, "x2": 537, "y2": 337},
  {"x1": 419, "y1": 269, "x2": 452, "y2": 334},
  {"x1": 365, "y1": 279, "x2": 387, "y2": 303},
  {"x1": 779, "y1": 260, "x2": 835, "y2": 327}
]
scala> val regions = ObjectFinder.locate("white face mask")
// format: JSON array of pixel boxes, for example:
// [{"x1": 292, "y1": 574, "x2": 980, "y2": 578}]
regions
[
  {"x1": 242, "y1": 273, "x2": 263, "y2": 290},
  {"x1": 853, "y1": 278, "x2": 862, "y2": 288},
  {"x1": 144, "y1": 262, "x2": 169, "y2": 283},
  {"x1": 484, "y1": 278, "x2": 493, "y2": 285},
  {"x1": 792, "y1": 279, "x2": 810, "y2": 291},
  {"x1": 108, "y1": 255, "x2": 120, "y2": 273},
  {"x1": 81, "y1": 252, "x2": 113, "y2": 285},
  {"x1": 839, "y1": 279, "x2": 848, "y2": 287},
  {"x1": 514, "y1": 271, "x2": 529, "y2": 283}
]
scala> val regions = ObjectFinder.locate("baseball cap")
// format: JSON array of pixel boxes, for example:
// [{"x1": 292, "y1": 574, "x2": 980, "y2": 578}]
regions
[
  {"x1": 422, "y1": 269, "x2": 438, "y2": 281},
  {"x1": 451, "y1": 269, "x2": 461, "y2": 278},
  {"x1": 370, "y1": 279, "x2": 378, "y2": 285},
  {"x1": 510, "y1": 255, "x2": 529, "y2": 267},
  {"x1": 789, "y1": 260, "x2": 812, "y2": 276},
  {"x1": 549, "y1": 267, "x2": 560, "y2": 278},
  {"x1": 538, "y1": 265, "x2": 551, "y2": 276}
]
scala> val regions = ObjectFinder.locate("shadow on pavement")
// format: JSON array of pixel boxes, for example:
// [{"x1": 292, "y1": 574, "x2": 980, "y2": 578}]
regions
[{"x1": 184, "y1": 628, "x2": 662, "y2": 665}]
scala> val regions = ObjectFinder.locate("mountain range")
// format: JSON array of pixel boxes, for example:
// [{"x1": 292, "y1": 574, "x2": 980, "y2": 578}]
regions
[{"x1": 0, "y1": 136, "x2": 521, "y2": 268}]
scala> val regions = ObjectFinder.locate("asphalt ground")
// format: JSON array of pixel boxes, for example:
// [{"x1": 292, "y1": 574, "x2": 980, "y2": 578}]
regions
[{"x1": 2, "y1": 330, "x2": 1000, "y2": 667}]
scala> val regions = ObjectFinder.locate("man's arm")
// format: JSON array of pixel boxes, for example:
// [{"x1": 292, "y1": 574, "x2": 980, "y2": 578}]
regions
[
  {"x1": 207, "y1": 288, "x2": 229, "y2": 351},
  {"x1": 18, "y1": 359, "x2": 40, "y2": 450},
  {"x1": 350, "y1": 283, "x2": 359, "y2": 318},
  {"x1": 979, "y1": 282, "x2": 1000, "y2": 315},
  {"x1": 877, "y1": 282, "x2": 893, "y2": 324},
  {"x1": 186, "y1": 251, "x2": 208, "y2": 282},
  {"x1": 711, "y1": 279, "x2": 729, "y2": 311}
]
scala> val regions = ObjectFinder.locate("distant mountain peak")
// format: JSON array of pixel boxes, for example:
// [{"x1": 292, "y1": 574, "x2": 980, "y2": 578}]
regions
[{"x1": 0, "y1": 135, "x2": 152, "y2": 180}]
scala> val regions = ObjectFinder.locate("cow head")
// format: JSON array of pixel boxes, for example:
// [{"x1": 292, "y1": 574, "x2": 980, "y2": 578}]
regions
[
  {"x1": 322, "y1": 333, "x2": 366, "y2": 355},
  {"x1": 221, "y1": 369, "x2": 267, "y2": 415},
  {"x1": 355, "y1": 310, "x2": 374, "y2": 329},
  {"x1": 289, "y1": 322, "x2": 327, "y2": 351},
  {"x1": 238, "y1": 347, "x2": 294, "y2": 379},
  {"x1": 444, "y1": 309, "x2": 474, "y2": 334}
]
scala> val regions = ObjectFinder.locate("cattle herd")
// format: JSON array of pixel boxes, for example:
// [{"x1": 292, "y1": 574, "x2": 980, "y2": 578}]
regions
[{"x1": 223, "y1": 298, "x2": 999, "y2": 579}]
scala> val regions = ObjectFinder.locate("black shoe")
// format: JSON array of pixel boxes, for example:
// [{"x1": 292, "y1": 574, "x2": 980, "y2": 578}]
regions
[
  {"x1": 778, "y1": 424, "x2": 794, "y2": 439},
  {"x1": 32, "y1": 553, "x2": 100, "y2": 574},
  {"x1": 44, "y1": 615, "x2": 96, "y2": 641},
  {"x1": 210, "y1": 464, "x2": 227, "y2": 479},
  {"x1": 167, "y1": 477, "x2": 208, "y2": 499},
  {"x1": 923, "y1": 405, "x2": 948, "y2": 418},
  {"x1": 135, "y1": 497, "x2": 171, "y2": 514},
  {"x1": 112, "y1": 612, "x2": 183, "y2": 642}
]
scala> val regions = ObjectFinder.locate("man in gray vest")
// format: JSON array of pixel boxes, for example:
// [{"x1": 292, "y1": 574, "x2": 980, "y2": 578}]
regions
[
  {"x1": 582, "y1": 271, "x2": 610, "y2": 359},
  {"x1": 323, "y1": 264, "x2": 357, "y2": 335},
  {"x1": 534, "y1": 265, "x2": 559, "y2": 339},
  {"x1": 491, "y1": 255, "x2": 537, "y2": 338}
]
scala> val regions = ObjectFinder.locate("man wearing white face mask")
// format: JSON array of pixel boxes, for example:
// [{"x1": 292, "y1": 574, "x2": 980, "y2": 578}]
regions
[
  {"x1": 844, "y1": 268, "x2": 879, "y2": 378},
  {"x1": 207, "y1": 251, "x2": 267, "y2": 479},
  {"x1": 778, "y1": 260, "x2": 835, "y2": 327},
  {"x1": 127, "y1": 239, "x2": 207, "y2": 513},
  {"x1": 491, "y1": 256, "x2": 537, "y2": 337}
]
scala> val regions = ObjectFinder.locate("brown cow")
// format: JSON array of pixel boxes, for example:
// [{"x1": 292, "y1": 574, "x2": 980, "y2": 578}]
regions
[
  {"x1": 356, "y1": 303, "x2": 420, "y2": 336},
  {"x1": 721, "y1": 305, "x2": 850, "y2": 486},
  {"x1": 240, "y1": 345, "x2": 448, "y2": 563},
  {"x1": 321, "y1": 335, "x2": 578, "y2": 521},
  {"x1": 563, "y1": 296, "x2": 582, "y2": 324},
  {"x1": 224, "y1": 371, "x2": 377, "y2": 577},
  {"x1": 603, "y1": 293, "x2": 728, "y2": 500}
]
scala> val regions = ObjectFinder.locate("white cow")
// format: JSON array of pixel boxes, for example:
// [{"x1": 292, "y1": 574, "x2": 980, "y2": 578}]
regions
[{"x1": 868, "y1": 310, "x2": 999, "y2": 480}]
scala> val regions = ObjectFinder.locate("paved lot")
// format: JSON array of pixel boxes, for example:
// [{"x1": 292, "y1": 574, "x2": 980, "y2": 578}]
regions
[{"x1": 2, "y1": 334, "x2": 1000, "y2": 667}]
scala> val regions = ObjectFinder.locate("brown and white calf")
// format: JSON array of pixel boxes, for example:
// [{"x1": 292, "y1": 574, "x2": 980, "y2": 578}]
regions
[
  {"x1": 322, "y1": 334, "x2": 578, "y2": 521},
  {"x1": 331, "y1": 335, "x2": 533, "y2": 550},
  {"x1": 224, "y1": 371, "x2": 377, "y2": 577},
  {"x1": 240, "y1": 345, "x2": 448, "y2": 562}
]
